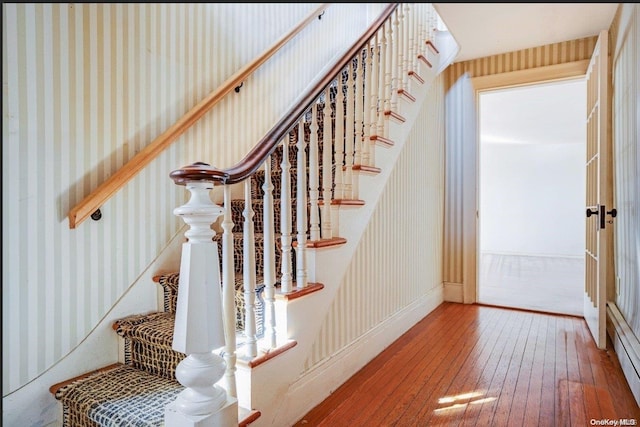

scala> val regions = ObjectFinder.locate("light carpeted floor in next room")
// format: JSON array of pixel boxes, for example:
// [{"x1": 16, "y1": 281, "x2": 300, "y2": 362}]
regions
[{"x1": 478, "y1": 252, "x2": 584, "y2": 316}]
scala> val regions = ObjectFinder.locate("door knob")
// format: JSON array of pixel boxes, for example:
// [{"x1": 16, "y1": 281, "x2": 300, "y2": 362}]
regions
[{"x1": 586, "y1": 208, "x2": 599, "y2": 218}]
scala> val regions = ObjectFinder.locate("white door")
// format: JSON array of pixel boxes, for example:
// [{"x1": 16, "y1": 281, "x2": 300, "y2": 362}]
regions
[{"x1": 584, "y1": 30, "x2": 613, "y2": 350}]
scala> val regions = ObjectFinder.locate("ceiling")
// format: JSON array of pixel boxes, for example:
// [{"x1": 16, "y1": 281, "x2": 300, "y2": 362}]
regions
[{"x1": 433, "y1": 3, "x2": 619, "y2": 62}]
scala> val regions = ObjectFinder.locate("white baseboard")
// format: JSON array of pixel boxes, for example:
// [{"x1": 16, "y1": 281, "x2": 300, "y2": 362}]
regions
[
  {"x1": 278, "y1": 287, "x2": 443, "y2": 426},
  {"x1": 443, "y1": 281, "x2": 464, "y2": 303},
  {"x1": 607, "y1": 303, "x2": 640, "y2": 406}
]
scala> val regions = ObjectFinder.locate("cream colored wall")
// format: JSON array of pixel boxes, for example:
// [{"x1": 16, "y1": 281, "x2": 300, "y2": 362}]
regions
[
  {"x1": 304, "y1": 74, "x2": 446, "y2": 368},
  {"x1": 1, "y1": 2, "x2": 377, "y2": 401}
]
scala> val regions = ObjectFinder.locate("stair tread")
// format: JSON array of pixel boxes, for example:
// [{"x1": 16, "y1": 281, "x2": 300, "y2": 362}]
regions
[
  {"x1": 114, "y1": 311, "x2": 176, "y2": 345},
  {"x1": 53, "y1": 363, "x2": 255, "y2": 426},
  {"x1": 54, "y1": 363, "x2": 183, "y2": 427}
]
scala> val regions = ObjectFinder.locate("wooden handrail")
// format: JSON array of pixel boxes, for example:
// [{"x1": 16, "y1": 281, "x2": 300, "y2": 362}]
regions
[
  {"x1": 68, "y1": 4, "x2": 330, "y2": 229},
  {"x1": 170, "y1": 3, "x2": 399, "y2": 187}
]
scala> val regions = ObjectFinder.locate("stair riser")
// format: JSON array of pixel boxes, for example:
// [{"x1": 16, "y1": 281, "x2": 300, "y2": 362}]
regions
[{"x1": 124, "y1": 339, "x2": 184, "y2": 380}]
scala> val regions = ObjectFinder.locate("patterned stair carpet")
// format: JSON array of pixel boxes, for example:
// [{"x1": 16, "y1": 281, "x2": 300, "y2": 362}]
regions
[{"x1": 54, "y1": 364, "x2": 182, "y2": 427}]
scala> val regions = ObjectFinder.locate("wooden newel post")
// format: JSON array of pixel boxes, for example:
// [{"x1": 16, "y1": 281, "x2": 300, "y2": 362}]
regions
[{"x1": 165, "y1": 162, "x2": 238, "y2": 427}]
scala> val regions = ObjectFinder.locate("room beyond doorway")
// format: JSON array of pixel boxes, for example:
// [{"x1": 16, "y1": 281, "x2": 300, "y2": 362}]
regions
[{"x1": 477, "y1": 79, "x2": 586, "y2": 316}]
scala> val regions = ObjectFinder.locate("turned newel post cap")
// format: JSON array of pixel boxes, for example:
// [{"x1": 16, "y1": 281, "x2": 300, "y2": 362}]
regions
[{"x1": 169, "y1": 162, "x2": 228, "y2": 186}]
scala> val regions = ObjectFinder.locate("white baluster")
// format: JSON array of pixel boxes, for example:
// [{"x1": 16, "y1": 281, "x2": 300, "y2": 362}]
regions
[
  {"x1": 362, "y1": 40, "x2": 372, "y2": 168},
  {"x1": 330, "y1": 82, "x2": 342, "y2": 236},
  {"x1": 355, "y1": 49, "x2": 365, "y2": 166},
  {"x1": 261, "y1": 157, "x2": 277, "y2": 349},
  {"x1": 309, "y1": 104, "x2": 321, "y2": 241},
  {"x1": 384, "y1": 16, "x2": 397, "y2": 115},
  {"x1": 420, "y1": 5, "x2": 428, "y2": 47},
  {"x1": 424, "y1": 4, "x2": 431, "y2": 44},
  {"x1": 407, "y1": 4, "x2": 418, "y2": 91},
  {"x1": 296, "y1": 121, "x2": 308, "y2": 288},
  {"x1": 378, "y1": 23, "x2": 387, "y2": 139},
  {"x1": 344, "y1": 61, "x2": 355, "y2": 199},
  {"x1": 415, "y1": 4, "x2": 424, "y2": 61},
  {"x1": 321, "y1": 87, "x2": 333, "y2": 239},
  {"x1": 370, "y1": 31, "x2": 380, "y2": 167},
  {"x1": 334, "y1": 72, "x2": 345, "y2": 200},
  {"x1": 400, "y1": 4, "x2": 409, "y2": 93},
  {"x1": 393, "y1": 7, "x2": 404, "y2": 108},
  {"x1": 280, "y1": 136, "x2": 293, "y2": 293},
  {"x1": 165, "y1": 177, "x2": 237, "y2": 427},
  {"x1": 221, "y1": 185, "x2": 237, "y2": 398},
  {"x1": 242, "y1": 180, "x2": 257, "y2": 358},
  {"x1": 353, "y1": 51, "x2": 365, "y2": 200},
  {"x1": 429, "y1": 5, "x2": 436, "y2": 43}
]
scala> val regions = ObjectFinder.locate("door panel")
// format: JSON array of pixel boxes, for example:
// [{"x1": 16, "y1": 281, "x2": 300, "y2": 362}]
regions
[{"x1": 584, "y1": 30, "x2": 611, "y2": 350}]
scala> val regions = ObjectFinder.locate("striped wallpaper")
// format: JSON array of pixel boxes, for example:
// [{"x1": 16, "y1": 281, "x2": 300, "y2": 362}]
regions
[
  {"x1": 304, "y1": 74, "x2": 446, "y2": 368},
  {"x1": 446, "y1": 35, "x2": 597, "y2": 86},
  {"x1": 2, "y1": 2, "x2": 376, "y2": 395},
  {"x1": 610, "y1": 4, "x2": 640, "y2": 337},
  {"x1": 442, "y1": 73, "x2": 476, "y2": 298}
]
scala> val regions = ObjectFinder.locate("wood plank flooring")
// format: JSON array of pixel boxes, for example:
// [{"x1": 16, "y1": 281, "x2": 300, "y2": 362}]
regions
[{"x1": 294, "y1": 302, "x2": 640, "y2": 427}]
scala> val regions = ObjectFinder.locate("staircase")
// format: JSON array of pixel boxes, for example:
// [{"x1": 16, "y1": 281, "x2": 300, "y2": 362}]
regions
[
  {"x1": 48, "y1": 4, "x2": 454, "y2": 426},
  {"x1": 49, "y1": 97, "x2": 342, "y2": 425}
]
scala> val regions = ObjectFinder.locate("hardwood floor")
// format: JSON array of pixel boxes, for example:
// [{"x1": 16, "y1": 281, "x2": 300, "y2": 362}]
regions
[{"x1": 294, "y1": 302, "x2": 640, "y2": 427}]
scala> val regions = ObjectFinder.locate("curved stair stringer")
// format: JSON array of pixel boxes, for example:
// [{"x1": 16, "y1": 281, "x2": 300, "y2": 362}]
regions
[{"x1": 238, "y1": 30, "x2": 459, "y2": 427}]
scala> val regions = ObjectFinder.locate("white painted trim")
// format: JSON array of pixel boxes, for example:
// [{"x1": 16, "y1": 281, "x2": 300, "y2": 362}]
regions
[
  {"x1": 607, "y1": 303, "x2": 640, "y2": 406},
  {"x1": 471, "y1": 60, "x2": 589, "y2": 92},
  {"x1": 279, "y1": 288, "x2": 443, "y2": 427},
  {"x1": 470, "y1": 60, "x2": 588, "y2": 307}
]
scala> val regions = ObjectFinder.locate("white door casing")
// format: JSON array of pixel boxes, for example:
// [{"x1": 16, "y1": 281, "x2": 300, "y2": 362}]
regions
[{"x1": 447, "y1": 54, "x2": 593, "y2": 310}]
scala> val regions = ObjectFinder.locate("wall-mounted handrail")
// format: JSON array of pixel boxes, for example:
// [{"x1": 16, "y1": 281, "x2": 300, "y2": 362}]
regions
[
  {"x1": 170, "y1": 3, "x2": 399, "y2": 187},
  {"x1": 67, "y1": 3, "x2": 330, "y2": 229}
]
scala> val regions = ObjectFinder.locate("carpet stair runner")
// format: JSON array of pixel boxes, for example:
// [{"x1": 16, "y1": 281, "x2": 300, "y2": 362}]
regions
[{"x1": 50, "y1": 102, "x2": 343, "y2": 426}]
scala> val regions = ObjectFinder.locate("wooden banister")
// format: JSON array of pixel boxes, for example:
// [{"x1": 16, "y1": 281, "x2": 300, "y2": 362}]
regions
[
  {"x1": 170, "y1": 4, "x2": 399, "y2": 187},
  {"x1": 68, "y1": 4, "x2": 330, "y2": 229}
]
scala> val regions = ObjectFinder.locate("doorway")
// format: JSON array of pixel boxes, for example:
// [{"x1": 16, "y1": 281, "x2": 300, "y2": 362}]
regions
[{"x1": 477, "y1": 79, "x2": 586, "y2": 316}]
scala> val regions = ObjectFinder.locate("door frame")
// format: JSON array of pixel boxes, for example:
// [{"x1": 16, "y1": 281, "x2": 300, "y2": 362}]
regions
[
  {"x1": 466, "y1": 60, "x2": 591, "y2": 305},
  {"x1": 475, "y1": 77, "x2": 588, "y2": 314}
]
